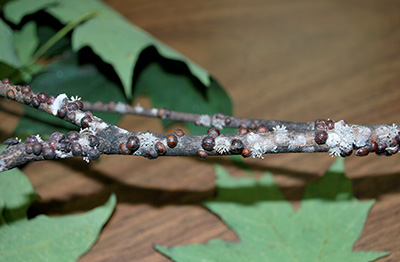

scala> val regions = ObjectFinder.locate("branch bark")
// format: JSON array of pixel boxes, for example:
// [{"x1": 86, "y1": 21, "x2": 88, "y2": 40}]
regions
[{"x1": 0, "y1": 79, "x2": 399, "y2": 172}]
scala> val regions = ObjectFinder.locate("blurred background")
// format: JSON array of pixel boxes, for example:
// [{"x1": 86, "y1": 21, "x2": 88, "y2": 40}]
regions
[{"x1": 1, "y1": 0, "x2": 399, "y2": 261}]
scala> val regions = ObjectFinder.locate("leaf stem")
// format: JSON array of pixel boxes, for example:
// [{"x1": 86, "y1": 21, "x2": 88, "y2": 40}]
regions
[{"x1": 27, "y1": 11, "x2": 97, "y2": 66}]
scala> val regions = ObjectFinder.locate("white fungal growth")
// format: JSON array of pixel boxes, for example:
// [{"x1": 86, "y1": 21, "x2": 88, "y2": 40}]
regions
[
  {"x1": 140, "y1": 132, "x2": 157, "y2": 147},
  {"x1": 273, "y1": 125, "x2": 288, "y2": 133},
  {"x1": 115, "y1": 102, "x2": 126, "y2": 113},
  {"x1": 326, "y1": 133, "x2": 341, "y2": 148},
  {"x1": 89, "y1": 121, "x2": 108, "y2": 133},
  {"x1": 35, "y1": 134, "x2": 43, "y2": 143},
  {"x1": 199, "y1": 115, "x2": 211, "y2": 126},
  {"x1": 133, "y1": 150, "x2": 142, "y2": 156},
  {"x1": 251, "y1": 143, "x2": 265, "y2": 159},
  {"x1": 376, "y1": 124, "x2": 399, "y2": 146},
  {"x1": 50, "y1": 93, "x2": 68, "y2": 115},
  {"x1": 302, "y1": 146, "x2": 315, "y2": 153},
  {"x1": 275, "y1": 133, "x2": 289, "y2": 146},
  {"x1": 78, "y1": 129, "x2": 94, "y2": 148},
  {"x1": 353, "y1": 126, "x2": 372, "y2": 148},
  {"x1": 151, "y1": 108, "x2": 158, "y2": 116},
  {"x1": 212, "y1": 118, "x2": 225, "y2": 130},
  {"x1": 246, "y1": 132, "x2": 260, "y2": 143},
  {"x1": 134, "y1": 103, "x2": 144, "y2": 113},
  {"x1": 290, "y1": 135, "x2": 307, "y2": 147},
  {"x1": 326, "y1": 120, "x2": 355, "y2": 157},
  {"x1": 83, "y1": 156, "x2": 90, "y2": 163},
  {"x1": 328, "y1": 147, "x2": 341, "y2": 157},
  {"x1": 70, "y1": 96, "x2": 81, "y2": 102},
  {"x1": 119, "y1": 128, "x2": 129, "y2": 134},
  {"x1": 55, "y1": 150, "x2": 72, "y2": 159},
  {"x1": 214, "y1": 137, "x2": 230, "y2": 154}
]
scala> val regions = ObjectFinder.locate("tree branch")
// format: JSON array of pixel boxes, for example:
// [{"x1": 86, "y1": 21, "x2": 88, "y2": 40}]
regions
[{"x1": 0, "y1": 79, "x2": 399, "y2": 172}]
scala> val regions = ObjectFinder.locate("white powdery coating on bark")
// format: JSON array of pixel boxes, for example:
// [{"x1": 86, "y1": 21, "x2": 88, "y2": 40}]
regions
[
  {"x1": 55, "y1": 150, "x2": 73, "y2": 159},
  {"x1": 273, "y1": 125, "x2": 288, "y2": 133},
  {"x1": 326, "y1": 120, "x2": 355, "y2": 157},
  {"x1": 214, "y1": 137, "x2": 231, "y2": 154},
  {"x1": 199, "y1": 115, "x2": 211, "y2": 126},
  {"x1": 78, "y1": 129, "x2": 94, "y2": 148},
  {"x1": 251, "y1": 143, "x2": 265, "y2": 159},
  {"x1": 150, "y1": 108, "x2": 158, "y2": 116},
  {"x1": 302, "y1": 146, "x2": 315, "y2": 153},
  {"x1": 140, "y1": 132, "x2": 157, "y2": 147},
  {"x1": 134, "y1": 103, "x2": 144, "y2": 113},
  {"x1": 353, "y1": 126, "x2": 372, "y2": 148},
  {"x1": 376, "y1": 124, "x2": 398, "y2": 146},
  {"x1": 275, "y1": 133, "x2": 290, "y2": 146},
  {"x1": 50, "y1": 94, "x2": 68, "y2": 115},
  {"x1": 212, "y1": 118, "x2": 225, "y2": 130},
  {"x1": 246, "y1": 132, "x2": 260, "y2": 144},
  {"x1": 35, "y1": 134, "x2": 43, "y2": 143},
  {"x1": 70, "y1": 96, "x2": 81, "y2": 102},
  {"x1": 115, "y1": 102, "x2": 126, "y2": 113},
  {"x1": 290, "y1": 135, "x2": 307, "y2": 147}
]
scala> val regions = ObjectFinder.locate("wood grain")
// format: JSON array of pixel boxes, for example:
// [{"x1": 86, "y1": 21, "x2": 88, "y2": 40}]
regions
[{"x1": 1, "y1": 0, "x2": 400, "y2": 261}]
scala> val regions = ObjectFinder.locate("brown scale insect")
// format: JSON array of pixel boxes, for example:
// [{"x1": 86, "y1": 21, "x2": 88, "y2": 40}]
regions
[
  {"x1": 231, "y1": 139, "x2": 244, "y2": 154},
  {"x1": 174, "y1": 129, "x2": 185, "y2": 137},
  {"x1": 238, "y1": 128, "x2": 249, "y2": 136},
  {"x1": 57, "y1": 107, "x2": 68, "y2": 118},
  {"x1": 126, "y1": 136, "x2": 140, "y2": 152},
  {"x1": 257, "y1": 125, "x2": 268, "y2": 134},
  {"x1": 119, "y1": 143, "x2": 130, "y2": 154},
  {"x1": 249, "y1": 122, "x2": 258, "y2": 130},
  {"x1": 355, "y1": 147, "x2": 369, "y2": 156},
  {"x1": 166, "y1": 134, "x2": 178, "y2": 148},
  {"x1": 21, "y1": 85, "x2": 31, "y2": 94},
  {"x1": 197, "y1": 149, "x2": 208, "y2": 159},
  {"x1": 207, "y1": 127, "x2": 220, "y2": 137},
  {"x1": 155, "y1": 142, "x2": 166, "y2": 155},
  {"x1": 37, "y1": 93, "x2": 48, "y2": 103},
  {"x1": 6, "y1": 90, "x2": 15, "y2": 99},
  {"x1": 241, "y1": 148, "x2": 251, "y2": 158},
  {"x1": 314, "y1": 131, "x2": 328, "y2": 145},
  {"x1": 202, "y1": 136, "x2": 215, "y2": 151}
]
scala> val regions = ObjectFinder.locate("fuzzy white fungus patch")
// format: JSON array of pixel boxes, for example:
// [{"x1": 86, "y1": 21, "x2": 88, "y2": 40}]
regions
[
  {"x1": 214, "y1": 137, "x2": 230, "y2": 154},
  {"x1": 134, "y1": 103, "x2": 144, "y2": 113},
  {"x1": 273, "y1": 125, "x2": 288, "y2": 133},
  {"x1": 326, "y1": 120, "x2": 355, "y2": 157},
  {"x1": 251, "y1": 143, "x2": 265, "y2": 159},
  {"x1": 246, "y1": 132, "x2": 260, "y2": 144},
  {"x1": 115, "y1": 102, "x2": 126, "y2": 113},
  {"x1": 50, "y1": 94, "x2": 68, "y2": 115},
  {"x1": 140, "y1": 132, "x2": 157, "y2": 147},
  {"x1": 199, "y1": 115, "x2": 211, "y2": 127},
  {"x1": 212, "y1": 118, "x2": 225, "y2": 130},
  {"x1": 353, "y1": 126, "x2": 372, "y2": 148}
]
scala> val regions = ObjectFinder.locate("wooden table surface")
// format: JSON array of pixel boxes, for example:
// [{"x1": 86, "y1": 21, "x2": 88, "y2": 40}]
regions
[{"x1": 1, "y1": 0, "x2": 400, "y2": 261}]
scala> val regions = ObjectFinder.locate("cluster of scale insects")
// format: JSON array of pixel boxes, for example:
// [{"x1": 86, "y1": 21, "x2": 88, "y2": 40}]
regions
[
  {"x1": 2, "y1": 77, "x2": 400, "y2": 162},
  {"x1": 313, "y1": 119, "x2": 400, "y2": 157},
  {"x1": 2, "y1": 78, "x2": 101, "y2": 162}
]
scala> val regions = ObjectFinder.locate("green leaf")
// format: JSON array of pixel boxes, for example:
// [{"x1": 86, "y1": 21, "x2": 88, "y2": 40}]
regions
[
  {"x1": 156, "y1": 159, "x2": 389, "y2": 262},
  {"x1": 4, "y1": 0, "x2": 211, "y2": 99},
  {"x1": 13, "y1": 51, "x2": 128, "y2": 139},
  {"x1": 0, "y1": 19, "x2": 21, "y2": 68},
  {"x1": 3, "y1": 0, "x2": 58, "y2": 25},
  {"x1": 0, "y1": 147, "x2": 116, "y2": 261},
  {"x1": 133, "y1": 48, "x2": 233, "y2": 134},
  {"x1": 14, "y1": 21, "x2": 39, "y2": 64},
  {"x1": 46, "y1": 0, "x2": 210, "y2": 99}
]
